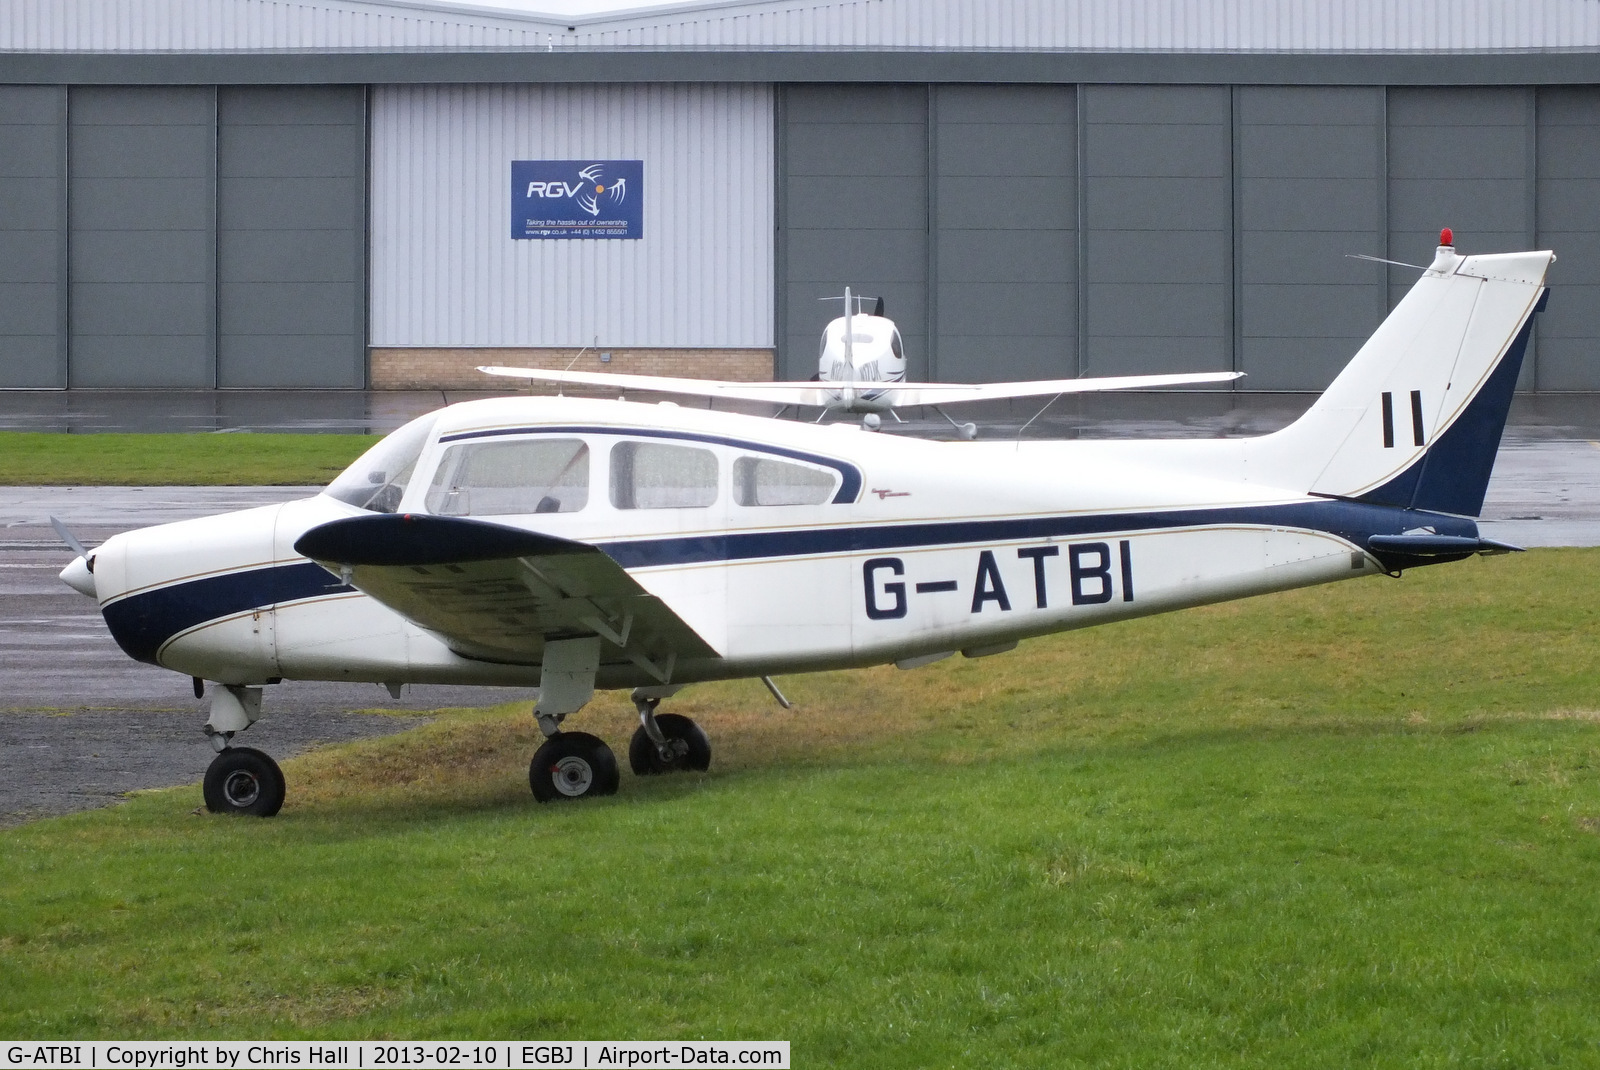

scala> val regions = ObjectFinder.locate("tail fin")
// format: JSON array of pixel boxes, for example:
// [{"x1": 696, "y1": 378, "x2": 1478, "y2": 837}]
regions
[{"x1": 1251, "y1": 240, "x2": 1552, "y2": 517}]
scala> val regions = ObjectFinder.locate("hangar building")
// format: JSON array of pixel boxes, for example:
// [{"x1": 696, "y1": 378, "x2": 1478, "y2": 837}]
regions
[{"x1": 2, "y1": 0, "x2": 1600, "y2": 393}]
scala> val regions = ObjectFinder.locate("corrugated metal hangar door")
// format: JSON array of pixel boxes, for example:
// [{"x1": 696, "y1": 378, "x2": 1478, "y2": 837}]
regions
[
  {"x1": 0, "y1": 84, "x2": 365, "y2": 389},
  {"x1": 777, "y1": 83, "x2": 1600, "y2": 391},
  {"x1": 777, "y1": 84, "x2": 1078, "y2": 384}
]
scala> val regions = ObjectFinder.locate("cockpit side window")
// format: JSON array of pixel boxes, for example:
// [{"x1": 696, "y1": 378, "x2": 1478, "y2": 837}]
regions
[
  {"x1": 891, "y1": 330, "x2": 904, "y2": 360},
  {"x1": 611, "y1": 441, "x2": 718, "y2": 509},
  {"x1": 323, "y1": 413, "x2": 439, "y2": 514},
  {"x1": 425, "y1": 438, "x2": 589, "y2": 516},
  {"x1": 733, "y1": 455, "x2": 837, "y2": 506}
]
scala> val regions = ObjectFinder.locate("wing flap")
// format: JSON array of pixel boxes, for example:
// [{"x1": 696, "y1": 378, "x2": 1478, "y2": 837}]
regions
[{"x1": 294, "y1": 514, "x2": 718, "y2": 669}]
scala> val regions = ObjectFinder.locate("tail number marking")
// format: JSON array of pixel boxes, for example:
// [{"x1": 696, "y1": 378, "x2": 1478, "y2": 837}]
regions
[
  {"x1": 1381, "y1": 390, "x2": 1426, "y2": 448},
  {"x1": 863, "y1": 540, "x2": 1134, "y2": 620}
]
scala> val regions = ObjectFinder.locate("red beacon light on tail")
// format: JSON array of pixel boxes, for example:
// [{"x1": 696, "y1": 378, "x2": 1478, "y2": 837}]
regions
[{"x1": 1439, "y1": 227, "x2": 1454, "y2": 247}]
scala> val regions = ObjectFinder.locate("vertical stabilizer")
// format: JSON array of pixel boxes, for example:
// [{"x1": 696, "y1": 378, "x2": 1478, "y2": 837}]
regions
[{"x1": 1249, "y1": 239, "x2": 1552, "y2": 517}]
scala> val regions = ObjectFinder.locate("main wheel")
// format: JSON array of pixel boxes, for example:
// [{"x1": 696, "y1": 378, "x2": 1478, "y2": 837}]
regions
[
  {"x1": 203, "y1": 747, "x2": 286, "y2": 817},
  {"x1": 628, "y1": 713, "x2": 712, "y2": 776},
  {"x1": 529, "y1": 732, "x2": 620, "y2": 802}
]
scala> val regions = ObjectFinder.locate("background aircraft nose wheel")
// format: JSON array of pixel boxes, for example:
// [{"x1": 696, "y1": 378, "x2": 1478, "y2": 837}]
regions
[
  {"x1": 629, "y1": 713, "x2": 712, "y2": 775},
  {"x1": 202, "y1": 747, "x2": 285, "y2": 817},
  {"x1": 529, "y1": 732, "x2": 620, "y2": 802}
]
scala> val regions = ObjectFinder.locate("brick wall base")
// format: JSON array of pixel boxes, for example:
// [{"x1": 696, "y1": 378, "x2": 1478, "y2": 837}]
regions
[{"x1": 370, "y1": 347, "x2": 777, "y2": 391}]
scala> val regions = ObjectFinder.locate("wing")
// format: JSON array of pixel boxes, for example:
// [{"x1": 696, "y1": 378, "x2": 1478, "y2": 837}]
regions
[
  {"x1": 882, "y1": 371, "x2": 1243, "y2": 406},
  {"x1": 479, "y1": 365, "x2": 1242, "y2": 408},
  {"x1": 479, "y1": 365, "x2": 835, "y2": 407},
  {"x1": 294, "y1": 514, "x2": 716, "y2": 680}
]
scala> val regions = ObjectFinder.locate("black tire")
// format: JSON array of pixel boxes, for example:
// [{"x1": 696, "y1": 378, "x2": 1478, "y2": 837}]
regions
[
  {"x1": 628, "y1": 713, "x2": 712, "y2": 776},
  {"x1": 529, "y1": 732, "x2": 620, "y2": 802},
  {"x1": 203, "y1": 747, "x2": 285, "y2": 817}
]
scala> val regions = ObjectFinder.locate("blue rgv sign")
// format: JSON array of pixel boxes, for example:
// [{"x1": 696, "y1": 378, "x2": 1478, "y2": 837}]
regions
[{"x1": 511, "y1": 160, "x2": 643, "y2": 239}]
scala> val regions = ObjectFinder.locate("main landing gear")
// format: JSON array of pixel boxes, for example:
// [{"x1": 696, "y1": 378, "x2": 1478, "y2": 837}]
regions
[
  {"x1": 628, "y1": 695, "x2": 711, "y2": 776},
  {"x1": 200, "y1": 683, "x2": 287, "y2": 817},
  {"x1": 527, "y1": 687, "x2": 710, "y2": 802}
]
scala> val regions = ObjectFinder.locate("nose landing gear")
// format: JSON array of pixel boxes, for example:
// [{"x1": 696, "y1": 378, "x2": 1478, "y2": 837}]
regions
[
  {"x1": 199, "y1": 683, "x2": 286, "y2": 817},
  {"x1": 202, "y1": 746, "x2": 286, "y2": 817}
]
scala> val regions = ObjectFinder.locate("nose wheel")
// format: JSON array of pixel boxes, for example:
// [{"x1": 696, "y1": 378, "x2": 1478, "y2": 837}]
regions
[
  {"x1": 203, "y1": 747, "x2": 286, "y2": 817},
  {"x1": 529, "y1": 731, "x2": 620, "y2": 802}
]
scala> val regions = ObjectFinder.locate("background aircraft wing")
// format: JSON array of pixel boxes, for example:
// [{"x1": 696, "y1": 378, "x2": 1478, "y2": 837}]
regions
[
  {"x1": 479, "y1": 365, "x2": 834, "y2": 407},
  {"x1": 294, "y1": 514, "x2": 718, "y2": 673},
  {"x1": 883, "y1": 371, "x2": 1244, "y2": 406},
  {"x1": 481, "y1": 364, "x2": 1241, "y2": 409}
]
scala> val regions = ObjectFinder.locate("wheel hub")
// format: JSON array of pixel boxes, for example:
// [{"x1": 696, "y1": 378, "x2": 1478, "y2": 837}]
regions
[
  {"x1": 551, "y1": 756, "x2": 594, "y2": 796},
  {"x1": 223, "y1": 769, "x2": 261, "y2": 807}
]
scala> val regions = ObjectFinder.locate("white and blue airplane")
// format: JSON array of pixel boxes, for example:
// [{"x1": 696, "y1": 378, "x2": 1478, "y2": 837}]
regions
[{"x1": 55, "y1": 233, "x2": 1549, "y2": 816}]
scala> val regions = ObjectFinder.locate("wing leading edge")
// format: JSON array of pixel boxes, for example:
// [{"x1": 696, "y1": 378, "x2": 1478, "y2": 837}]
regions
[
  {"x1": 478, "y1": 365, "x2": 1243, "y2": 408},
  {"x1": 294, "y1": 514, "x2": 716, "y2": 680}
]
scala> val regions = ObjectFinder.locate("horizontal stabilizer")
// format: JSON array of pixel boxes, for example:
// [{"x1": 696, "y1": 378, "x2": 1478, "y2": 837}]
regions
[
  {"x1": 479, "y1": 365, "x2": 1243, "y2": 409},
  {"x1": 1366, "y1": 534, "x2": 1522, "y2": 556}
]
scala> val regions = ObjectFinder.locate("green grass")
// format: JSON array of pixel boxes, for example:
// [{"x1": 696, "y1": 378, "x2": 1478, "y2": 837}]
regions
[
  {"x1": 4, "y1": 550, "x2": 1600, "y2": 1065},
  {"x1": 0, "y1": 432, "x2": 379, "y2": 485}
]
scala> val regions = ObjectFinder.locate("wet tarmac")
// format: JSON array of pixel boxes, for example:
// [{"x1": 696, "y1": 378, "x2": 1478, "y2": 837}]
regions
[{"x1": 1, "y1": 389, "x2": 1597, "y2": 827}]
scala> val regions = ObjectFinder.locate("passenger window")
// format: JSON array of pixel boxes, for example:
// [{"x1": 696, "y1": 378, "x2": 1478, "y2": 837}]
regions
[
  {"x1": 424, "y1": 438, "x2": 589, "y2": 516},
  {"x1": 733, "y1": 456, "x2": 836, "y2": 506},
  {"x1": 611, "y1": 441, "x2": 718, "y2": 510}
]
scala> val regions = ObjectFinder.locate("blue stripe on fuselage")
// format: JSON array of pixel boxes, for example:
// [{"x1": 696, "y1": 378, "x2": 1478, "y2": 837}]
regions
[
  {"x1": 100, "y1": 561, "x2": 353, "y2": 666},
  {"x1": 96, "y1": 499, "x2": 1472, "y2": 666},
  {"x1": 595, "y1": 499, "x2": 1474, "y2": 568}
]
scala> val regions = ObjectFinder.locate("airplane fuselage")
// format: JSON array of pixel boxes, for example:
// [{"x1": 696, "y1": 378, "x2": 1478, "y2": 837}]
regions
[{"x1": 84, "y1": 395, "x2": 1474, "y2": 692}]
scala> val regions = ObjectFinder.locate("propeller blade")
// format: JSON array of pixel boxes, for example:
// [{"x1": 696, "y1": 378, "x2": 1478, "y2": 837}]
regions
[{"x1": 49, "y1": 515, "x2": 88, "y2": 559}]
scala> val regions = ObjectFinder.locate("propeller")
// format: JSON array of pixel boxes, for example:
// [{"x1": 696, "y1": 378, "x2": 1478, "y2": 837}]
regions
[
  {"x1": 50, "y1": 516, "x2": 98, "y2": 598},
  {"x1": 50, "y1": 515, "x2": 88, "y2": 559}
]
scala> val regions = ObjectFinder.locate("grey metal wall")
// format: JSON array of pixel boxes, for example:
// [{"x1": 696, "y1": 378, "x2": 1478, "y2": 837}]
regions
[
  {"x1": 369, "y1": 83, "x2": 773, "y2": 349},
  {"x1": 1082, "y1": 85, "x2": 1231, "y2": 376},
  {"x1": 10, "y1": 0, "x2": 1600, "y2": 53},
  {"x1": 780, "y1": 85, "x2": 927, "y2": 380},
  {"x1": 69, "y1": 87, "x2": 214, "y2": 387},
  {"x1": 0, "y1": 84, "x2": 367, "y2": 389},
  {"x1": 934, "y1": 85, "x2": 1075, "y2": 382},
  {"x1": 218, "y1": 86, "x2": 365, "y2": 388},
  {"x1": 779, "y1": 82, "x2": 1600, "y2": 390},
  {"x1": 1388, "y1": 87, "x2": 1537, "y2": 388},
  {"x1": 1538, "y1": 88, "x2": 1600, "y2": 392},
  {"x1": 0, "y1": 86, "x2": 63, "y2": 388},
  {"x1": 1236, "y1": 86, "x2": 1385, "y2": 390}
]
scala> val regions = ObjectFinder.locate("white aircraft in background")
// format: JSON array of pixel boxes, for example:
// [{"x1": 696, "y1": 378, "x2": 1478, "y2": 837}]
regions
[
  {"x1": 54, "y1": 232, "x2": 1546, "y2": 818},
  {"x1": 481, "y1": 287, "x2": 1244, "y2": 431}
]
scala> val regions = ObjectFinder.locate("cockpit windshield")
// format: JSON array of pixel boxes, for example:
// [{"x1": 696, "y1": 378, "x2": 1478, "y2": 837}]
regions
[{"x1": 323, "y1": 413, "x2": 439, "y2": 513}]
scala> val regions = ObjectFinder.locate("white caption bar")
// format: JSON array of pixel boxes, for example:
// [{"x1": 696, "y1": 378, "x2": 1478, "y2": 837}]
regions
[{"x1": 1, "y1": 1043, "x2": 789, "y2": 1070}]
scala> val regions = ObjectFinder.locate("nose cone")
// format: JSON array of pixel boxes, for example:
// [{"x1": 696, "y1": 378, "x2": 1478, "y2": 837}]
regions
[{"x1": 59, "y1": 555, "x2": 96, "y2": 598}]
